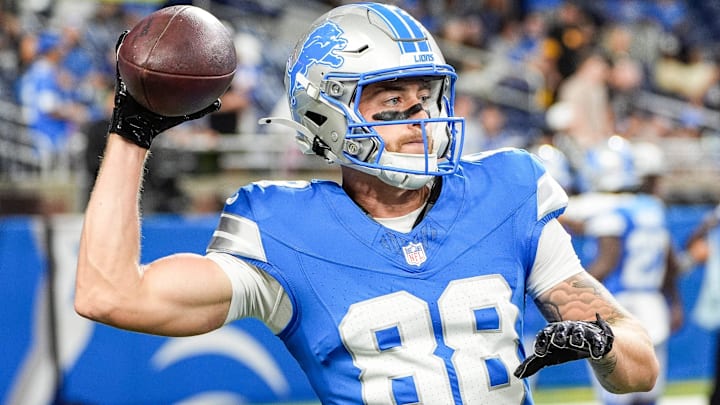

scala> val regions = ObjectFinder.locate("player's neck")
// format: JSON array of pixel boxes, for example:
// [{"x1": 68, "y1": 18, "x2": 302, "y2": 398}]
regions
[{"x1": 341, "y1": 168, "x2": 432, "y2": 219}]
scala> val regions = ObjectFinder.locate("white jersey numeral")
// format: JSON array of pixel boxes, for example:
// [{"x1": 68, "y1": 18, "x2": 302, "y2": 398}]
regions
[
  {"x1": 622, "y1": 214, "x2": 669, "y2": 289},
  {"x1": 339, "y1": 275, "x2": 524, "y2": 404}
]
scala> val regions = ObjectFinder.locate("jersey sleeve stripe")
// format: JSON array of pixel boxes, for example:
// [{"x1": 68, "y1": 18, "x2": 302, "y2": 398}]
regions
[
  {"x1": 536, "y1": 172, "x2": 568, "y2": 221},
  {"x1": 206, "y1": 213, "x2": 267, "y2": 262}
]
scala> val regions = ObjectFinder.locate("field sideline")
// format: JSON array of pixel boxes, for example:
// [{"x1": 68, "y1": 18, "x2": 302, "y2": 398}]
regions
[
  {"x1": 254, "y1": 380, "x2": 712, "y2": 405},
  {"x1": 532, "y1": 379, "x2": 710, "y2": 404}
]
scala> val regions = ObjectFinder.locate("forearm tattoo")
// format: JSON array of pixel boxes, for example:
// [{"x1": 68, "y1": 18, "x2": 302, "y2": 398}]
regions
[
  {"x1": 535, "y1": 273, "x2": 623, "y2": 381},
  {"x1": 536, "y1": 273, "x2": 623, "y2": 324}
]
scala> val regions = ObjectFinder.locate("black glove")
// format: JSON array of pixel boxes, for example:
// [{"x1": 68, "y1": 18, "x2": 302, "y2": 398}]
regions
[
  {"x1": 109, "y1": 31, "x2": 221, "y2": 149},
  {"x1": 514, "y1": 313, "x2": 614, "y2": 379}
]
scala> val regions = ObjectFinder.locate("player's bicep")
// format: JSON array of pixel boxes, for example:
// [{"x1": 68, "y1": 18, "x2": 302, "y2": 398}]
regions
[
  {"x1": 133, "y1": 253, "x2": 233, "y2": 336},
  {"x1": 534, "y1": 272, "x2": 629, "y2": 325}
]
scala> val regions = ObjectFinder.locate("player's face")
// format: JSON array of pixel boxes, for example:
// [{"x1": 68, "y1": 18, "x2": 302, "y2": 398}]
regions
[{"x1": 358, "y1": 78, "x2": 434, "y2": 154}]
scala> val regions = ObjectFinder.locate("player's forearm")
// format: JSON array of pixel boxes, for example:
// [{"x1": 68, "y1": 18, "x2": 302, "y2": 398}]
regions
[
  {"x1": 589, "y1": 317, "x2": 658, "y2": 394},
  {"x1": 75, "y1": 134, "x2": 148, "y2": 323}
]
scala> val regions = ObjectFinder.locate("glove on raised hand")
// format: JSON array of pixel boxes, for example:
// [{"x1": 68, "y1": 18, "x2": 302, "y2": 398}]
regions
[
  {"x1": 514, "y1": 313, "x2": 614, "y2": 379},
  {"x1": 109, "y1": 31, "x2": 221, "y2": 149}
]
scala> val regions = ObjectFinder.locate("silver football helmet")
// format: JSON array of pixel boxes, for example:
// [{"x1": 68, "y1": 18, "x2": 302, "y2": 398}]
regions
[
  {"x1": 260, "y1": 3, "x2": 465, "y2": 189},
  {"x1": 581, "y1": 135, "x2": 639, "y2": 193}
]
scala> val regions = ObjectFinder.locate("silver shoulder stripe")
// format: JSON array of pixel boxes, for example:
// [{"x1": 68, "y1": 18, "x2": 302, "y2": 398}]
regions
[
  {"x1": 537, "y1": 172, "x2": 568, "y2": 221},
  {"x1": 207, "y1": 213, "x2": 267, "y2": 262}
]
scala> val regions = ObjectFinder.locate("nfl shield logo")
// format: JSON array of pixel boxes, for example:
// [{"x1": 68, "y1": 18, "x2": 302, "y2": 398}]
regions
[{"x1": 402, "y1": 242, "x2": 427, "y2": 266}]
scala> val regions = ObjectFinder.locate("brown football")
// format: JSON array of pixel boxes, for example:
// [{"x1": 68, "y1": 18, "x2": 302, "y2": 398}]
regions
[{"x1": 117, "y1": 5, "x2": 236, "y2": 116}]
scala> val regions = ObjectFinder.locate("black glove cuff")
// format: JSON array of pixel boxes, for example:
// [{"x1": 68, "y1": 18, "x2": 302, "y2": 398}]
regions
[{"x1": 109, "y1": 97, "x2": 156, "y2": 149}]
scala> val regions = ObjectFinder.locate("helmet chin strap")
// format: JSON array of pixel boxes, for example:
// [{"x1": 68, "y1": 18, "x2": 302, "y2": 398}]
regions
[
  {"x1": 353, "y1": 151, "x2": 438, "y2": 190},
  {"x1": 379, "y1": 168, "x2": 435, "y2": 190}
]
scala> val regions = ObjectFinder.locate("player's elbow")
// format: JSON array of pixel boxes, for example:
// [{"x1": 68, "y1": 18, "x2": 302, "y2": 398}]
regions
[
  {"x1": 602, "y1": 351, "x2": 659, "y2": 394},
  {"x1": 626, "y1": 365, "x2": 659, "y2": 394},
  {"x1": 631, "y1": 336, "x2": 661, "y2": 393},
  {"x1": 74, "y1": 268, "x2": 125, "y2": 325},
  {"x1": 74, "y1": 295, "x2": 96, "y2": 321},
  {"x1": 609, "y1": 371, "x2": 658, "y2": 395},
  {"x1": 74, "y1": 281, "x2": 113, "y2": 323},
  {"x1": 633, "y1": 355, "x2": 660, "y2": 393},
  {"x1": 74, "y1": 287, "x2": 135, "y2": 330}
]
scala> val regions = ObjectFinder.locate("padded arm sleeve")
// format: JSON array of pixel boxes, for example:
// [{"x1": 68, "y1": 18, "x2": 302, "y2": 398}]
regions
[
  {"x1": 206, "y1": 251, "x2": 292, "y2": 334},
  {"x1": 527, "y1": 218, "x2": 586, "y2": 298}
]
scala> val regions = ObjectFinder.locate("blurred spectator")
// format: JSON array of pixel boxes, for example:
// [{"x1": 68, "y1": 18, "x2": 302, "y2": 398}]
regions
[
  {"x1": 528, "y1": 129, "x2": 578, "y2": 195},
  {"x1": 478, "y1": 0, "x2": 520, "y2": 37},
  {"x1": 654, "y1": 38, "x2": 719, "y2": 104},
  {"x1": 462, "y1": 103, "x2": 528, "y2": 153},
  {"x1": 209, "y1": 31, "x2": 261, "y2": 135},
  {"x1": 16, "y1": 29, "x2": 90, "y2": 166},
  {"x1": 440, "y1": 14, "x2": 487, "y2": 71},
  {"x1": 543, "y1": 0, "x2": 598, "y2": 80},
  {"x1": 620, "y1": 109, "x2": 674, "y2": 142},
  {"x1": 453, "y1": 93, "x2": 483, "y2": 154},
  {"x1": 646, "y1": 0, "x2": 689, "y2": 33},
  {"x1": 82, "y1": 2, "x2": 126, "y2": 77},
  {"x1": 600, "y1": 0, "x2": 647, "y2": 25},
  {"x1": 0, "y1": 9, "x2": 22, "y2": 100},
  {"x1": 511, "y1": 11, "x2": 547, "y2": 65},
  {"x1": 601, "y1": 23, "x2": 646, "y2": 127},
  {"x1": 59, "y1": 23, "x2": 109, "y2": 125},
  {"x1": 397, "y1": 0, "x2": 442, "y2": 34},
  {"x1": 209, "y1": 80, "x2": 251, "y2": 134},
  {"x1": 556, "y1": 49, "x2": 613, "y2": 151},
  {"x1": 82, "y1": 90, "x2": 111, "y2": 203}
]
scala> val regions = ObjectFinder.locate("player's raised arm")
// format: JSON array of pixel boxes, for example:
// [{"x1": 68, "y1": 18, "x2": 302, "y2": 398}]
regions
[
  {"x1": 74, "y1": 31, "x2": 227, "y2": 337},
  {"x1": 522, "y1": 272, "x2": 659, "y2": 394}
]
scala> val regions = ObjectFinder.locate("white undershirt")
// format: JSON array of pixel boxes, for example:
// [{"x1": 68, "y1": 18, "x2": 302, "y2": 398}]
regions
[
  {"x1": 373, "y1": 204, "x2": 425, "y2": 233},
  {"x1": 207, "y1": 217, "x2": 584, "y2": 334}
]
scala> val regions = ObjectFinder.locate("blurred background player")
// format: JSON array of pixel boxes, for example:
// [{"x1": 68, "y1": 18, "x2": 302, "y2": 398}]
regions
[{"x1": 561, "y1": 136, "x2": 682, "y2": 405}]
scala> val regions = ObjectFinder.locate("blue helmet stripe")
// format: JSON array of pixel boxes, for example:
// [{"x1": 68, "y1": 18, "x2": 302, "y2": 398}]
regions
[
  {"x1": 395, "y1": 9, "x2": 430, "y2": 52},
  {"x1": 365, "y1": 3, "x2": 427, "y2": 54}
]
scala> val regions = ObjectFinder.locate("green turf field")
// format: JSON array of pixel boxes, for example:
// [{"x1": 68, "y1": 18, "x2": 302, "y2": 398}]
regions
[
  {"x1": 533, "y1": 379, "x2": 711, "y2": 403},
  {"x1": 254, "y1": 379, "x2": 712, "y2": 405}
]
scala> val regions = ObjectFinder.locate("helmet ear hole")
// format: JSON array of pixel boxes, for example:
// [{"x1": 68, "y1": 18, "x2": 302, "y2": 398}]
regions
[{"x1": 305, "y1": 111, "x2": 328, "y2": 126}]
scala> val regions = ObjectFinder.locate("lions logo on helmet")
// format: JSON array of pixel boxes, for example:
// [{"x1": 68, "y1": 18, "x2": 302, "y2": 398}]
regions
[{"x1": 287, "y1": 21, "x2": 347, "y2": 112}]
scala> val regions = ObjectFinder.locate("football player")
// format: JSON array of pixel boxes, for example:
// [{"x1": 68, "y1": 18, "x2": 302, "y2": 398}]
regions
[
  {"x1": 562, "y1": 137, "x2": 681, "y2": 405},
  {"x1": 75, "y1": 3, "x2": 658, "y2": 403}
]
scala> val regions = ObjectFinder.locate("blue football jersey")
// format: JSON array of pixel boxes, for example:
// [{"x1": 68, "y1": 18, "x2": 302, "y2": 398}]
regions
[
  {"x1": 572, "y1": 193, "x2": 670, "y2": 294},
  {"x1": 207, "y1": 148, "x2": 567, "y2": 404}
]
